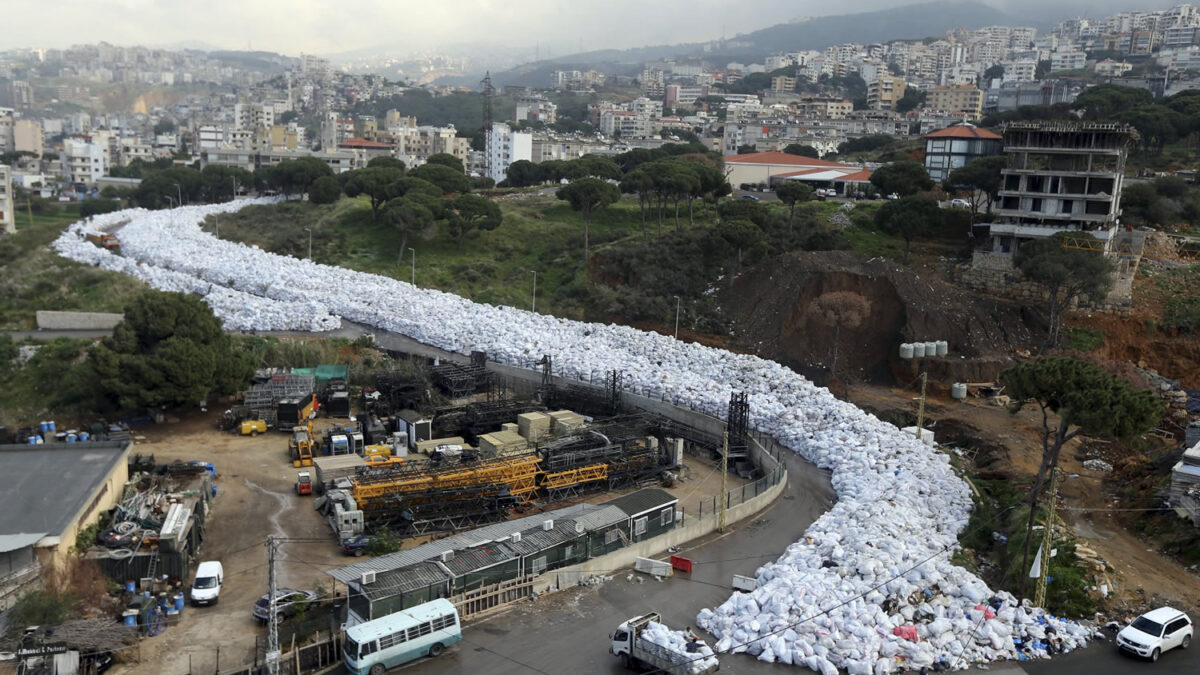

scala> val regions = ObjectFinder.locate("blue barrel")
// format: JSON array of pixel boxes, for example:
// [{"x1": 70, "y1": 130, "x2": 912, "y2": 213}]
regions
[
  {"x1": 125, "y1": 580, "x2": 136, "y2": 593},
  {"x1": 66, "y1": 434, "x2": 77, "y2": 443},
  {"x1": 39, "y1": 421, "x2": 48, "y2": 434},
  {"x1": 48, "y1": 420, "x2": 56, "y2": 433},
  {"x1": 211, "y1": 484, "x2": 218, "y2": 498},
  {"x1": 206, "y1": 463, "x2": 216, "y2": 477},
  {"x1": 174, "y1": 593, "x2": 185, "y2": 611},
  {"x1": 27, "y1": 436, "x2": 37, "y2": 445},
  {"x1": 122, "y1": 610, "x2": 138, "y2": 627},
  {"x1": 79, "y1": 431, "x2": 90, "y2": 442}
]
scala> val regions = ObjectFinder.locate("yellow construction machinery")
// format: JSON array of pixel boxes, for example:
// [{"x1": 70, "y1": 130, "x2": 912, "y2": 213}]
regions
[{"x1": 290, "y1": 419, "x2": 315, "y2": 468}]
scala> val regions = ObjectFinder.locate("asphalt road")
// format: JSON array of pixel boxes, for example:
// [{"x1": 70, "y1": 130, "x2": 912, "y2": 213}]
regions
[
  {"x1": 403, "y1": 450, "x2": 836, "y2": 675},
  {"x1": 1023, "y1": 631, "x2": 1200, "y2": 675}
]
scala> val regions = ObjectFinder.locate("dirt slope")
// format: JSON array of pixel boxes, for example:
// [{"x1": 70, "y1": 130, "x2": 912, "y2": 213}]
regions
[{"x1": 718, "y1": 251, "x2": 1038, "y2": 384}]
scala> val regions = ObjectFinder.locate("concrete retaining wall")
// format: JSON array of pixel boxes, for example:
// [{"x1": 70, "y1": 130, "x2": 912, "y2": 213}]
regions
[{"x1": 35, "y1": 311, "x2": 124, "y2": 330}]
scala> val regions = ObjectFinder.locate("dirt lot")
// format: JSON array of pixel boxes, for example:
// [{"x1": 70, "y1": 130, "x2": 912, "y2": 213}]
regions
[
  {"x1": 111, "y1": 411, "x2": 744, "y2": 674},
  {"x1": 846, "y1": 384, "x2": 1200, "y2": 619}
]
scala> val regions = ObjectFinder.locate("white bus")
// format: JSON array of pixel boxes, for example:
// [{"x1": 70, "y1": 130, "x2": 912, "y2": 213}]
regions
[{"x1": 343, "y1": 598, "x2": 462, "y2": 674}]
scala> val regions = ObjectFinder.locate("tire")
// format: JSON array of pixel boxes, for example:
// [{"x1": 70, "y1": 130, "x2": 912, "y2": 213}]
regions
[
  {"x1": 354, "y1": 549, "x2": 364, "y2": 557},
  {"x1": 428, "y1": 642, "x2": 444, "y2": 658},
  {"x1": 1151, "y1": 648, "x2": 1160, "y2": 662},
  {"x1": 620, "y1": 653, "x2": 632, "y2": 669},
  {"x1": 251, "y1": 430, "x2": 259, "y2": 437},
  {"x1": 1183, "y1": 634, "x2": 1191, "y2": 649},
  {"x1": 369, "y1": 664, "x2": 386, "y2": 675}
]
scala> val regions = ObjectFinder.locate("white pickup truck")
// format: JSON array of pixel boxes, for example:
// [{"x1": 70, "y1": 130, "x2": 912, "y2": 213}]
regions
[{"x1": 609, "y1": 612, "x2": 719, "y2": 674}]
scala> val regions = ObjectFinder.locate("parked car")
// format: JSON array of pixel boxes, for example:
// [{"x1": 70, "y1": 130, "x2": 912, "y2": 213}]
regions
[
  {"x1": 190, "y1": 561, "x2": 223, "y2": 606},
  {"x1": 1117, "y1": 607, "x2": 1193, "y2": 661},
  {"x1": 341, "y1": 534, "x2": 376, "y2": 556},
  {"x1": 252, "y1": 588, "x2": 319, "y2": 623},
  {"x1": 886, "y1": 193, "x2": 900, "y2": 200},
  {"x1": 949, "y1": 198, "x2": 971, "y2": 209},
  {"x1": 739, "y1": 194, "x2": 760, "y2": 201}
]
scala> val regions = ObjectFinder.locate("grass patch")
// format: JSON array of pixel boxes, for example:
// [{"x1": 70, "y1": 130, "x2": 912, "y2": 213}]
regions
[
  {"x1": 0, "y1": 204, "x2": 146, "y2": 329},
  {"x1": 1063, "y1": 327, "x2": 1106, "y2": 352}
]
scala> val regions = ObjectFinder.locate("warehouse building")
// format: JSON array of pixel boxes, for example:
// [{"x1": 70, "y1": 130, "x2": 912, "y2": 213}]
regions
[{"x1": 0, "y1": 441, "x2": 132, "y2": 604}]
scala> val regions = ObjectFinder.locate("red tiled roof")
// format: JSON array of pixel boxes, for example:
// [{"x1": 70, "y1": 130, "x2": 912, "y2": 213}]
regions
[
  {"x1": 923, "y1": 124, "x2": 1001, "y2": 140},
  {"x1": 836, "y1": 169, "x2": 874, "y2": 182},
  {"x1": 339, "y1": 137, "x2": 392, "y2": 148},
  {"x1": 723, "y1": 151, "x2": 855, "y2": 168}
]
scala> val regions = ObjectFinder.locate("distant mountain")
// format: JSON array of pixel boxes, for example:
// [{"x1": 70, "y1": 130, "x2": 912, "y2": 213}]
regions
[{"x1": 490, "y1": 1, "x2": 1012, "y2": 88}]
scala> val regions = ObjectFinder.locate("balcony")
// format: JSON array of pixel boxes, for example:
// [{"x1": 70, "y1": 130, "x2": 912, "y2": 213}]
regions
[
  {"x1": 998, "y1": 189, "x2": 1114, "y2": 201},
  {"x1": 1003, "y1": 145, "x2": 1122, "y2": 155},
  {"x1": 988, "y1": 222, "x2": 1118, "y2": 239}
]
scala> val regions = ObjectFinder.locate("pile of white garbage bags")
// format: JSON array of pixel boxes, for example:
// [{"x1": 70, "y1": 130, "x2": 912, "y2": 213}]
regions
[
  {"x1": 52, "y1": 202, "x2": 1093, "y2": 671},
  {"x1": 641, "y1": 621, "x2": 719, "y2": 673}
]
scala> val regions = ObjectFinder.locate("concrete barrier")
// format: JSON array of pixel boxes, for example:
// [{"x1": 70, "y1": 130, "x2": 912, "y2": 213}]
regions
[{"x1": 36, "y1": 311, "x2": 124, "y2": 330}]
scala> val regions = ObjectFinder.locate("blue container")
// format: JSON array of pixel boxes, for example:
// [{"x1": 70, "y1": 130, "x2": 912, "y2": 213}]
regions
[
  {"x1": 39, "y1": 421, "x2": 48, "y2": 434},
  {"x1": 79, "y1": 431, "x2": 90, "y2": 442},
  {"x1": 174, "y1": 593, "x2": 185, "y2": 612},
  {"x1": 205, "y1": 463, "x2": 216, "y2": 477},
  {"x1": 211, "y1": 484, "x2": 218, "y2": 498},
  {"x1": 27, "y1": 436, "x2": 37, "y2": 445},
  {"x1": 122, "y1": 610, "x2": 138, "y2": 627},
  {"x1": 125, "y1": 580, "x2": 136, "y2": 593},
  {"x1": 66, "y1": 434, "x2": 77, "y2": 443},
  {"x1": 47, "y1": 420, "x2": 56, "y2": 433}
]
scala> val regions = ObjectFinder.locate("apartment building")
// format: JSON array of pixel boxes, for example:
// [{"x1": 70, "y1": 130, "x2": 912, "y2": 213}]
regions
[
  {"x1": 923, "y1": 123, "x2": 1003, "y2": 182},
  {"x1": 867, "y1": 76, "x2": 907, "y2": 111},
  {"x1": 664, "y1": 84, "x2": 710, "y2": 107},
  {"x1": 61, "y1": 137, "x2": 108, "y2": 185},
  {"x1": 234, "y1": 103, "x2": 275, "y2": 130},
  {"x1": 0, "y1": 110, "x2": 12, "y2": 153},
  {"x1": 0, "y1": 164, "x2": 14, "y2": 235},
  {"x1": 771, "y1": 76, "x2": 798, "y2": 93},
  {"x1": 926, "y1": 85, "x2": 984, "y2": 121},
  {"x1": 1094, "y1": 60, "x2": 1133, "y2": 77},
  {"x1": 514, "y1": 96, "x2": 557, "y2": 125},
  {"x1": 13, "y1": 119, "x2": 42, "y2": 157},
  {"x1": 1050, "y1": 50, "x2": 1087, "y2": 72},
  {"x1": 796, "y1": 97, "x2": 853, "y2": 119},
  {"x1": 485, "y1": 122, "x2": 532, "y2": 183},
  {"x1": 1000, "y1": 60, "x2": 1039, "y2": 83}
]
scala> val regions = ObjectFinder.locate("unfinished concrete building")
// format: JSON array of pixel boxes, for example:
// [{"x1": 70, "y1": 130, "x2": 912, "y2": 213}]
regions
[{"x1": 965, "y1": 121, "x2": 1140, "y2": 308}]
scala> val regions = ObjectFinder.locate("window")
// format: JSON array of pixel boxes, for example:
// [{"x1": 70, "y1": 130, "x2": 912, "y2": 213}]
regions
[
  {"x1": 532, "y1": 556, "x2": 547, "y2": 574},
  {"x1": 379, "y1": 630, "x2": 407, "y2": 649},
  {"x1": 604, "y1": 529, "x2": 621, "y2": 545},
  {"x1": 660, "y1": 508, "x2": 673, "y2": 526},
  {"x1": 361, "y1": 640, "x2": 378, "y2": 656},
  {"x1": 564, "y1": 544, "x2": 574, "y2": 559},
  {"x1": 1167, "y1": 618, "x2": 1188, "y2": 634},
  {"x1": 634, "y1": 517, "x2": 648, "y2": 536}
]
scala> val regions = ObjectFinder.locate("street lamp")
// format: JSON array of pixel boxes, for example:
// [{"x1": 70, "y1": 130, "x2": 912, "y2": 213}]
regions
[
  {"x1": 174, "y1": 183, "x2": 182, "y2": 207},
  {"x1": 231, "y1": 177, "x2": 238, "y2": 201},
  {"x1": 165, "y1": 195, "x2": 176, "y2": 208},
  {"x1": 304, "y1": 227, "x2": 312, "y2": 260},
  {"x1": 673, "y1": 296, "x2": 681, "y2": 340},
  {"x1": 530, "y1": 270, "x2": 538, "y2": 313},
  {"x1": 408, "y1": 248, "x2": 416, "y2": 286}
]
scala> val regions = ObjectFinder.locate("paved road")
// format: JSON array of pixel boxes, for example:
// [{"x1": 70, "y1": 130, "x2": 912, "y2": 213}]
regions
[
  {"x1": 1023, "y1": 631, "x2": 1200, "y2": 675},
  {"x1": 404, "y1": 451, "x2": 836, "y2": 675}
]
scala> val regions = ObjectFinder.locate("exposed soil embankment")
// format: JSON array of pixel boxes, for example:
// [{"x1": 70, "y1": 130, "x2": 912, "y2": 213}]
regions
[{"x1": 719, "y1": 251, "x2": 1039, "y2": 384}]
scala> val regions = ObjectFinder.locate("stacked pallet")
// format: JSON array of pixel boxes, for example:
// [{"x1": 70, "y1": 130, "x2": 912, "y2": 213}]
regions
[
  {"x1": 478, "y1": 430, "x2": 529, "y2": 457},
  {"x1": 548, "y1": 410, "x2": 586, "y2": 433},
  {"x1": 517, "y1": 412, "x2": 551, "y2": 442}
]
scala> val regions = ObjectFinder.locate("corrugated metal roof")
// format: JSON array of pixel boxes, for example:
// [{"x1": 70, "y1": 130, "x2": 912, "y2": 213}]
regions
[
  {"x1": 360, "y1": 562, "x2": 448, "y2": 600},
  {"x1": 441, "y1": 542, "x2": 515, "y2": 576},
  {"x1": 570, "y1": 505, "x2": 626, "y2": 531},
  {"x1": 328, "y1": 502, "x2": 610, "y2": 583},
  {"x1": 0, "y1": 532, "x2": 46, "y2": 553},
  {"x1": 0, "y1": 441, "x2": 131, "y2": 537},
  {"x1": 602, "y1": 488, "x2": 678, "y2": 519},
  {"x1": 505, "y1": 521, "x2": 577, "y2": 556}
]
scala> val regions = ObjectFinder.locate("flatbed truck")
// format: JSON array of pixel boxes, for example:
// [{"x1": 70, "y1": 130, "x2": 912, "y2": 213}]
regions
[{"x1": 609, "y1": 612, "x2": 719, "y2": 674}]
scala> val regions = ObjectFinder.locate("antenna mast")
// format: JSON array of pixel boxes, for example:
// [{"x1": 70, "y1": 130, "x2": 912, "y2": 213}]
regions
[{"x1": 481, "y1": 72, "x2": 495, "y2": 181}]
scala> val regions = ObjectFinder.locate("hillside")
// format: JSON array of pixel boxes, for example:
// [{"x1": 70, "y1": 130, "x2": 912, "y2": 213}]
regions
[{"x1": 491, "y1": 1, "x2": 1011, "y2": 87}]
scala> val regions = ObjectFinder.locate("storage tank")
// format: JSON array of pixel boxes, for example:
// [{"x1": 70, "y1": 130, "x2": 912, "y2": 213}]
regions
[
  {"x1": 899, "y1": 343, "x2": 914, "y2": 359},
  {"x1": 951, "y1": 383, "x2": 968, "y2": 400},
  {"x1": 936, "y1": 340, "x2": 949, "y2": 357},
  {"x1": 924, "y1": 342, "x2": 938, "y2": 357},
  {"x1": 913, "y1": 342, "x2": 927, "y2": 358}
]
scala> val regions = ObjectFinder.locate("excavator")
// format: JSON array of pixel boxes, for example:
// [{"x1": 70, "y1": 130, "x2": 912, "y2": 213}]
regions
[{"x1": 290, "y1": 419, "x2": 315, "y2": 468}]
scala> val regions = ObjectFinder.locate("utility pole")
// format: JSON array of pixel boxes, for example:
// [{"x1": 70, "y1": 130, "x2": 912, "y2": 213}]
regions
[
  {"x1": 408, "y1": 247, "x2": 416, "y2": 286},
  {"x1": 1033, "y1": 466, "x2": 1059, "y2": 608},
  {"x1": 531, "y1": 270, "x2": 537, "y2": 312},
  {"x1": 175, "y1": 183, "x2": 182, "y2": 207},
  {"x1": 673, "y1": 296, "x2": 681, "y2": 340},
  {"x1": 304, "y1": 227, "x2": 312, "y2": 260},
  {"x1": 914, "y1": 371, "x2": 928, "y2": 443},
  {"x1": 266, "y1": 536, "x2": 280, "y2": 674},
  {"x1": 718, "y1": 431, "x2": 729, "y2": 532}
]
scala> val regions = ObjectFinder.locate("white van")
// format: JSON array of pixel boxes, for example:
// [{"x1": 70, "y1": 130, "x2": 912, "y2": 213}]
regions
[{"x1": 191, "y1": 561, "x2": 224, "y2": 606}]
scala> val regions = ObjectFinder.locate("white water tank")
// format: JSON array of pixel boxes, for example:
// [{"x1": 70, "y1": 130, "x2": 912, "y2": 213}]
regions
[
  {"x1": 951, "y1": 383, "x2": 968, "y2": 400},
  {"x1": 899, "y1": 343, "x2": 914, "y2": 359},
  {"x1": 936, "y1": 340, "x2": 949, "y2": 357},
  {"x1": 913, "y1": 342, "x2": 927, "y2": 358},
  {"x1": 924, "y1": 341, "x2": 938, "y2": 357}
]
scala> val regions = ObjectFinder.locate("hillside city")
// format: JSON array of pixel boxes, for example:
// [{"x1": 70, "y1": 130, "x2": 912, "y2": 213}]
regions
[{"x1": 1, "y1": 2, "x2": 1200, "y2": 675}]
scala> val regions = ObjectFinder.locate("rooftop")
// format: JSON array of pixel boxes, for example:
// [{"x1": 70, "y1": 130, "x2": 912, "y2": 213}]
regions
[
  {"x1": 723, "y1": 151, "x2": 855, "y2": 168},
  {"x1": 338, "y1": 137, "x2": 392, "y2": 149},
  {"x1": 603, "y1": 488, "x2": 678, "y2": 518},
  {"x1": 924, "y1": 124, "x2": 1002, "y2": 140},
  {"x1": 0, "y1": 442, "x2": 131, "y2": 539}
]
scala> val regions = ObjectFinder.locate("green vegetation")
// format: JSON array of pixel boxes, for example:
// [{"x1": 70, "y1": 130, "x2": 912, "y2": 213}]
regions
[
  {"x1": 0, "y1": 204, "x2": 146, "y2": 329},
  {"x1": 1062, "y1": 327, "x2": 1106, "y2": 352},
  {"x1": 1014, "y1": 232, "x2": 1117, "y2": 348}
]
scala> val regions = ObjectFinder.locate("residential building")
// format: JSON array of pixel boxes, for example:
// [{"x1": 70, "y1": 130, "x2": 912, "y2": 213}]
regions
[
  {"x1": 396, "y1": 124, "x2": 471, "y2": 167},
  {"x1": 771, "y1": 76, "x2": 797, "y2": 93},
  {"x1": 514, "y1": 96, "x2": 557, "y2": 125},
  {"x1": 13, "y1": 119, "x2": 42, "y2": 157},
  {"x1": 664, "y1": 84, "x2": 710, "y2": 107},
  {"x1": 1000, "y1": 60, "x2": 1039, "y2": 83},
  {"x1": 337, "y1": 138, "x2": 394, "y2": 168},
  {"x1": 485, "y1": 122, "x2": 532, "y2": 183},
  {"x1": 1094, "y1": 60, "x2": 1133, "y2": 77},
  {"x1": 867, "y1": 76, "x2": 907, "y2": 111},
  {"x1": 980, "y1": 121, "x2": 1134, "y2": 259},
  {"x1": 0, "y1": 109, "x2": 12, "y2": 153},
  {"x1": 796, "y1": 97, "x2": 853, "y2": 119},
  {"x1": 234, "y1": 103, "x2": 274, "y2": 130},
  {"x1": 1170, "y1": 438, "x2": 1200, "y2": 526},
  {"x1": 8, "y1": 80, "x2": 33, "y2": 108},
  {"x1": 1049, "y1": 50, "x2": 1087, "y2": 72},
  {"x1": 639, "y1": 68, "x2": 665, "y2": 97},
  {"x1": 926, "y1": 85, "x2": 984, "y2": 121},
  {"x1": 923, "y1": 123, "x2": 1003, "y2": 182},
  {"x1": 0, "y1": 164, "x2": 14, "y2": 235},
  {"x1": 1163, "y1": 25, "x2": 1199, "y2": 49},
  {"x1": 61, "y1": 137, "x2": 109, "y2": 185}
]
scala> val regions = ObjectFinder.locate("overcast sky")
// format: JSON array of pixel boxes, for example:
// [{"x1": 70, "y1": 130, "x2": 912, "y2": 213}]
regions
[{"x1": 0, "y1": 0, "x2": 1179, "y2": 56}]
